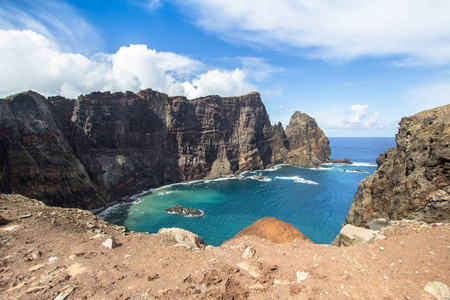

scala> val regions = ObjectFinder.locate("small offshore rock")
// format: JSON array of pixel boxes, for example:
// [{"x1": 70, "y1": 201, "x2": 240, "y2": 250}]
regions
[
  {"x1": 424, "y1": 281, "x2": 450, "y2": 300},
  {"x1": 103, "y1": 237, "x2": 116, "y2": 249},
  {"x1": 164, "y1": 205, "x2": 204, "y2": 217}
]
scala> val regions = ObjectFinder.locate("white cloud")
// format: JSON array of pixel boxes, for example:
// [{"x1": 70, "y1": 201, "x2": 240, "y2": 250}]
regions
[
  {"x1": 182, "y1": 69, "x2": 256, "y2": 99},
  {"x1": 239, "y1": 57, "x2": 283, "y2": 81},
  {"x1": 0, "y1": 0, "x2": 100, "y2": 54},
  {"x1": 174, "y1": 0, "x2": 450, "y2": 64},
  {"x1": 343, "y1": 104, "x2": 380, "y2": 128},
  {"x1": 0, "y1": 29, "x2": 255, "y2": 99}
]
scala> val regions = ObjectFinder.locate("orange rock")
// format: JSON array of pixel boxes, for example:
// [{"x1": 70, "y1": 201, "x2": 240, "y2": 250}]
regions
[{"x1": 225, "y1": 217, "x2": 312, "y2": 244}]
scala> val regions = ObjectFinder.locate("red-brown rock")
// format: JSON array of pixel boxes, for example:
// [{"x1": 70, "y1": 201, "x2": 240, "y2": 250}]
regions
[{"x1": 225, "y1": 217, "x2": 312, "y2": 244}]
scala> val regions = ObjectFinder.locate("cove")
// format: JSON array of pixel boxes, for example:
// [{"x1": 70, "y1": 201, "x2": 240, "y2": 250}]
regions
[{"x1": 100, "y1": 137, "x2": 395, "y2": 246}]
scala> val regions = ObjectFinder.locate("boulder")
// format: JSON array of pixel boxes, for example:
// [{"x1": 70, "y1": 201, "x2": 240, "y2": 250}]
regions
[
  {"x1": 224, "y1": 217, "x2": 312, "y2": 244},
  {"x1": 332, "y1": 224, "x2": 379, "y2": 247},
  {"x1": 424, "y1": 281, "x2": 450, "y2": 300},
  {"x1": 242, "y1": 246, "x2": 256, "y2": 259},
  {"x1": 367, "y1": 218, "x2": 389, "y2": 230},
  {"x1": 157, "y1": 228, "x2": 206, "y2": 249},
  {"x1": 102, "y1": 237, "x2": 116, "y2": 249}
]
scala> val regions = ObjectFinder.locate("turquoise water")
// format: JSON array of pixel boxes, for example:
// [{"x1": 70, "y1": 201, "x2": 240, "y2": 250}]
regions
[{"x1": 100, "y1": 137, "x2": 396, "y2": 245}]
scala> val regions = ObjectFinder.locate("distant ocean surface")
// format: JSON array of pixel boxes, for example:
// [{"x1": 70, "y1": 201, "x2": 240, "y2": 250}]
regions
[{"x1": 100, "y1": 137, "x2": 396, "y2": 245}]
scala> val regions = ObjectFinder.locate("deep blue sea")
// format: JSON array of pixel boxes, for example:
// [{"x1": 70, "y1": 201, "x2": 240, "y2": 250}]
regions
[{"x1": 100, "y1": 137, "x2": 396, "y2": 245}]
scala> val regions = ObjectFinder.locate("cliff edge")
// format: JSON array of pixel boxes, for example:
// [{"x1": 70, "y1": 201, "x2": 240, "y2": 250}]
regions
[
  {"x1": 345, "y1": 104, "x2": 450, "y2": 227},
  {"x1": 1, "y1": 194, "x2": 448, "y2": 299},
  {"x1": 0, "y1": 90, "x2": 329, "y2": 209}
]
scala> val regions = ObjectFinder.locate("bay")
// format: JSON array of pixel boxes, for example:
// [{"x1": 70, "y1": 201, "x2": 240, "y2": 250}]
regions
[{"x1": 100, "y1": 137, "x2": 396, "y2": 245}]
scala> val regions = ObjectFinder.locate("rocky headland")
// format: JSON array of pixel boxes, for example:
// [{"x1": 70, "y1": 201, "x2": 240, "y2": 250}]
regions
[
  {"x1": 0, "y1": 90, "x2": 330, "y2": 209},
  {"x1": 344, "y1": 104, "x2": 450, "y2": 228}
]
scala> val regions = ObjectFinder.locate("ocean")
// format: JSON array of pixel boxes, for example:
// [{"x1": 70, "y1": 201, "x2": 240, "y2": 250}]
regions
[{"x1": 100, "y1": 137, "x2": 396, "y2": 245}]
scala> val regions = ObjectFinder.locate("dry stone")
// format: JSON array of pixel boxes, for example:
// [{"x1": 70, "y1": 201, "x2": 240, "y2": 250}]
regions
[
  {"x1": 333, "y1": 224, "x2": 378, "y2": 247},
  {"x1": 157, "y1": 228, "x2": 206, "y2": 249}
]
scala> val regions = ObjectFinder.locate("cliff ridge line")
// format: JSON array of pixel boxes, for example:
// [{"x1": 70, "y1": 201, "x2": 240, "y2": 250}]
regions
[{"x1": 0, "y1": 89, "x2": 330, "y2": 208}]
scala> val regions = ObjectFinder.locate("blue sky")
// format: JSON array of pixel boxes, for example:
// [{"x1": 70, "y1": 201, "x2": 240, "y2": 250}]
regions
[{"x1": 1, "y1": 0, "x2": 449, "y2": 137}]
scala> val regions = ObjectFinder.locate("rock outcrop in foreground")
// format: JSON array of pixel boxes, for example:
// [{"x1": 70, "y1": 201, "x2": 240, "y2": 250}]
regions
[
  {"x1": 225, "y1": 217, "x2": 312, "y2": 244},
  {"x1": 345, "y1": 104, "x2": 450, "y2": 227},
  {"x1": 0, "y1": 90, "x2": 330, "y2": 209}
]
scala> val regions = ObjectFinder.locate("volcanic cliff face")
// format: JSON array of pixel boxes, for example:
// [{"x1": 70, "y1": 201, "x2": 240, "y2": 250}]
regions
[
  {"x1": 0, "y1": 89, "x2": 330, "y2": 209},
  {"x1": 345, "y1": 104, "x2": 450, "y2": 226}
]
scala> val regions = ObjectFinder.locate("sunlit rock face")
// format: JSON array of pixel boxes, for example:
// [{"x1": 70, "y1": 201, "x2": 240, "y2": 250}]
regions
[{"x1": 345, "y1": 104, "x2": 450, "y2": 226}]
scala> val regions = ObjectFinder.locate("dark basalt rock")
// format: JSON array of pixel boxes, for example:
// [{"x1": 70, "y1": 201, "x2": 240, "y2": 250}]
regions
[
  {"x1": 164, "y1": 205, "x2": 204, "y2": 217},
  {"x1": 342, "y1": 169, "x2": 365, "y2": 173},
  {"x1": 345, "y1": 104, "x2": 450, "y2": 226},
  {"x1": 327, "y1": 158, "x2": 353, "y2": 164},
  {"x1": 0, "y1": 90, "x2": 330, "y2": 209}
]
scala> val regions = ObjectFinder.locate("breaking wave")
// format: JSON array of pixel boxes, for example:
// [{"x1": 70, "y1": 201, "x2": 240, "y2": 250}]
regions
[{"x1": 275, "y1": 176, "x2": 319, "y2": 185}]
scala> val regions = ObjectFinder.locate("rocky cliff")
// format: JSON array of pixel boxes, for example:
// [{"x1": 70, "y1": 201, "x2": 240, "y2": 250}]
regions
[
  {"x1": 0, "y1": 90, "x2": 330, "y2": 209},
  {"x1": 345, "y1": 104, "x2": 450, "y2": 227}
]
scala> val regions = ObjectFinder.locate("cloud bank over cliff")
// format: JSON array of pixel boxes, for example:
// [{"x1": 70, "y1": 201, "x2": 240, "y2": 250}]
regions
[{"x1": 0, "y1": 29, "x2": 255, "y2": 99}]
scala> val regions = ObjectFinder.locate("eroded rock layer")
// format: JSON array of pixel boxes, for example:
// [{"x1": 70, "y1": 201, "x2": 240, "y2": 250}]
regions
[
  {"x1": 345, "y1": 104, "x2": 450, "y2": 226},
  {"x1": 0, "y1": 90, "x2": 329, "y2": 208}
]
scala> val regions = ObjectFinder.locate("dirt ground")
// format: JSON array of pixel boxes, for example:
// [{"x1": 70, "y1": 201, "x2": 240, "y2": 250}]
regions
[{"x1": 0, "y1": 194, "x2": 449, "y2": 299}]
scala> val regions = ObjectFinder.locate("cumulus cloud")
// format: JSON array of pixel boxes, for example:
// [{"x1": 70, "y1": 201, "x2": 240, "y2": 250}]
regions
[
  {"x1": 0, "y1": 29, "x2": 255, "y2": 99},
  {"x1": 173, "y1": 0, "x2": 450, "y2": 64},
  {"x1": 342, "y1": 105, "x2": 380, "y2": 128}
]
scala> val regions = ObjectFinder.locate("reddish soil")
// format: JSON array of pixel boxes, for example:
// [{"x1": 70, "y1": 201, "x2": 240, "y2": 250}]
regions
[
  {"x1": 1, "y1": 194, "x2": 449, "y2": 299},
  {"x1": 225, "y1": 217, "x2": 312, "y2": 244}
]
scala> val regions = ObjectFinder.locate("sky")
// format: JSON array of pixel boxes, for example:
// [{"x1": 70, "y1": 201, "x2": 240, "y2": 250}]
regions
[{"x1": 1, "y1": 0, "x2": 449, "y2": 137}]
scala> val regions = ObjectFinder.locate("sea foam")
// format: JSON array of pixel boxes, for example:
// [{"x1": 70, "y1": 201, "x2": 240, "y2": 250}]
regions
[
  {"x1": 275, "y1": 176, "x2": 319, "y2": 185},
  {"x1": 351, "y1": 162, "x2": 377, "y2": 167}
]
